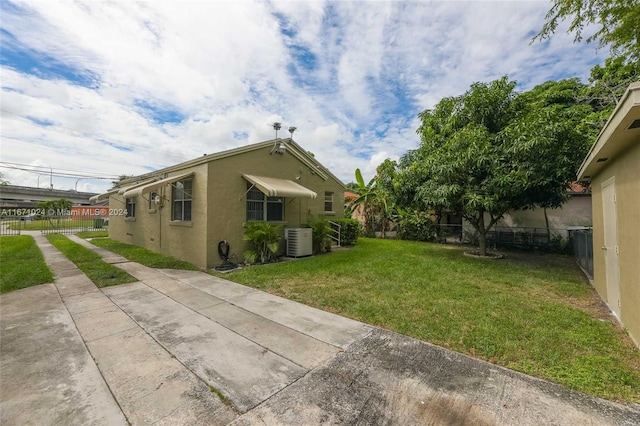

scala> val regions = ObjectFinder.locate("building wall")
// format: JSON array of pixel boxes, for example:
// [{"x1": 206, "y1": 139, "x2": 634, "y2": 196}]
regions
[
  {"x1": 591, "y1": 143, "x2": 640, "y2": 347},
  {"x1": 109, "y1": 164, "x2": 209, "y2": 268},
  {"x1": 205, "y1": 145, "x2": 344, "y2": 267},
  {"x1": 109, "y1": 145, "x2": 344, "y2": 269},
  {"x1": 496, "y1": 195, "x2": 592, "y2": 238}
]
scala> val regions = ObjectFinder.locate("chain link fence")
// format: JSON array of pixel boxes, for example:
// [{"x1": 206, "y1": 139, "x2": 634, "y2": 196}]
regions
[{"x1": 569, "y1": 228, "x2": 593, "y2": 278}]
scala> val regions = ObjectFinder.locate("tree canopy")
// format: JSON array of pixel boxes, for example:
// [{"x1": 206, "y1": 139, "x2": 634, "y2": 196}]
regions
[
  {"x1": 397, "y1": 76, "x2": 594, "y2": 255},
  {"x1": 534, "y1": 0, "x2": 640, "y2": 63}
]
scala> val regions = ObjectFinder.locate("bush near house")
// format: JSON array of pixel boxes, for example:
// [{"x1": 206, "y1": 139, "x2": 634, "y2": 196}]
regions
[
  {"x1": 303, "y1": 215, "x2": 331, "y2": 254},
  {"x1": 243, "y1": 222, "x2": 281, "y2": 264},
  {"x1": 332, "y1": 218, "x2": 361, "y2": 246}
]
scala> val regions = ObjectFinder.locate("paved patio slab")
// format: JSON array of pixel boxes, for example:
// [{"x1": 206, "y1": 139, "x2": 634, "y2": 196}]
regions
[
  {"x1": 0, "y1": 284, "x2": 127, "y2": 426},
  {"x1": 232, "y1": 328, "x2": 640, "y2": 426},
  {"x1": 104, "y1": 283, "x2": 307, "y2": 412}
]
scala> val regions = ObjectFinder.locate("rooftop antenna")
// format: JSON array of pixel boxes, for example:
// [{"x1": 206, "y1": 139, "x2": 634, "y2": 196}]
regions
[
  {"x1": 270, "y1": 122, "x2": 285, "y2": 155},
  {"x1": 288, "y1": 126, "x2": 297, "y2": 140},
  {"x1": 272, "y1": 122, "x2": 282, "y2": 140}
]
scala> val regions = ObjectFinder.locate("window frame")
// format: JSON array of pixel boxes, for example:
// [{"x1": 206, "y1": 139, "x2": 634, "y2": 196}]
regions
[
  {"x1": 172, "y1": 179, "x2": 192, "y2": 222},
  {"x1": 125, "y1": 197, "x2": 136, "y2": 218},
  {"x1": 148, "y1": 191, "x2": 157, "y2": 211},
  {"x1": 324, "y1": 191, "x2": 334, "y2": 213},
  {"x1": 246, "y1": 183, "x2": 284, "y2": 222}
]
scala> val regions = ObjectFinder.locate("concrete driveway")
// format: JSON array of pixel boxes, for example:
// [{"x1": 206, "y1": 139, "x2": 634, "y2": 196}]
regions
[{"x1": 1, "y1": 234, "x2": 639, "y2": 425}]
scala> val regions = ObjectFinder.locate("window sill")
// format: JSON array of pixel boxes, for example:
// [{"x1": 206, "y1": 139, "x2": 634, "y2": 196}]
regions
[
  {"x1": 170, "y1": 221, "x2": 193, "y2": 227},
  {"x1": 324, "y1": 211, "x2": 336, "y2": 216},
  {"x1": 125, "y1": 217, "x2": 136, "y2": 222},
  {"x1": 148, "y1": 208, "x2": 157, "y2": 214}
]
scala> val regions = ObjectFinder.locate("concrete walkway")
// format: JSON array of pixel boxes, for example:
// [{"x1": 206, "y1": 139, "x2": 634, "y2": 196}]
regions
[{"x1": 1, "y1": 232, "x2": 639, "y2": 425}]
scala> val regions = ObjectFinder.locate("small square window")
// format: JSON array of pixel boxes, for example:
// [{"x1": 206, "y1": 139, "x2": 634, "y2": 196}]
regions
[
  {"x1": 126, "y1": 197, "x2": 136, "y2": 218},
  {"x1": 148, "y1": 191, "x2": 157, "y2": 210},
  {"x1": 324, "y1": 192, "x2": 334, "y2": 212}
]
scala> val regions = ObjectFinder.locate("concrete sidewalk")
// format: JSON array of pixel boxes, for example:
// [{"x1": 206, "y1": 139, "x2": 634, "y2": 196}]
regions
[{"x1": 2, "y1": 233, "x2": 639, "y2": 425}]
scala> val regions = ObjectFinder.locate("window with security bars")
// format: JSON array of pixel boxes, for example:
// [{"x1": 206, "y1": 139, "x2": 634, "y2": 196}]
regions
[
  {"x1": 324, "y1": 191, "x2": 334, "y2": 212},
  {"x1": 172, "y1": 179, "x2": 192, "y2": 221},
  {"x1": 246, "y1": 183, "x2": 284, "y2": 221}
]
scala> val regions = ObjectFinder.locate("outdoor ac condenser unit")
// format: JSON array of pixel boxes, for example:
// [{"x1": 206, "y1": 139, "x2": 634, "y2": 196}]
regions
[{"x1": 286, "y1": 228, "x2": 313, "y2": 257}]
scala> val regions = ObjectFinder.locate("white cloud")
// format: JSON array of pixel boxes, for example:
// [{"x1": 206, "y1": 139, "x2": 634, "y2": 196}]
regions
[{"x1": 0, "y1": 0, "x2": 607, "y2": 190}]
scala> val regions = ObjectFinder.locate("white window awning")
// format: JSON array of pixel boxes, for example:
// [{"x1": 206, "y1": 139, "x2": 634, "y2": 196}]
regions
[
  {"x1": 89, "y1": 188, "x2": 118, "y2": 202},
  {"x1": 243, "y1": 174, "x2": 317, "y2": 199},
  {"x1": 122, "y1": 172, "x2": 194, "y2": 199}
]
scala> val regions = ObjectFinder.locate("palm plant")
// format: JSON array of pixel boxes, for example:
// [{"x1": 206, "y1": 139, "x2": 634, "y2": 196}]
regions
[
  {"x1": 303, "y1": 214, "x2": 331, "y2": 254},
  {"x1": 351, "y1": 168, "x2": 394, "y2": 238},
  {"x1": 243, "y1": 222, "x2": 281, "y2": 264}
]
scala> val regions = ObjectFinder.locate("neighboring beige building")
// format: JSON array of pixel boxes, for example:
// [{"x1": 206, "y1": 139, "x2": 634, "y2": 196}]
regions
[
  {"x1": 91, "y1": 138, "x2": 345, "y2": 269},
  {"x1": 495, "y1": 183, "x2": 592, "y2": 238},
  {"x1": 578, "y1": 81, "x2": 640, "y2": 348}
]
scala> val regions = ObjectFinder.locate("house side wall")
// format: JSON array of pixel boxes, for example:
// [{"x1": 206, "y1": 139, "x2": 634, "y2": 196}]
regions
[
  {"x1": 205, "y1": 145, "x2": 345, "y2": 268},
  {"x1": 591, "y1": 144, "x2": 640, "y2": 347},
  {"x1": 497, "y1": 196, "x2": 592, "y2": 238},
  {"x1": 109, "y1": 164, "x2": 209, "y2": 268}
]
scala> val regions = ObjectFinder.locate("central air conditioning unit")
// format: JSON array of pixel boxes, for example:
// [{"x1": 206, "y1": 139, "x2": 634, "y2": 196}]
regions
[{"x1": 285, "y1": 228, "x2": 313, "y2": 258}]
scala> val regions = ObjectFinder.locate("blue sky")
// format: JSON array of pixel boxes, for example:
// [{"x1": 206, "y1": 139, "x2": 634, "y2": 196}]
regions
[{"x1": 0, "y1": 0, "x2": 606, "y2": 192}]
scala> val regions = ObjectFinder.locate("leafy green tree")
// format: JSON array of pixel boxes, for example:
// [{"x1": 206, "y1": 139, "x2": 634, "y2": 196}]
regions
[
  {"x1": 580, "y1": 56, "x2": 640, "y2": 130},
  {"x1": 534, "y1": 0, "x2": 640, "y2": 63},
  {"x1": 37, "y1": 198, "x2": 73, "y2": 228},
  {"x1": 403, "y1": 77, "x2": 593, "y2": 256},
  {"x1": 0, "y1": 172, "x2": 8, "y2": 186}
]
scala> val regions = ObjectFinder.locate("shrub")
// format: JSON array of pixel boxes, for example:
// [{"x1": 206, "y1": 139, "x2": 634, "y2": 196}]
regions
[
  {"x1": 332, "y1": 218, "x2": 361, "y2": 246},
  {"x1": 397, "y1": 211, "x2": 437, "y2": 242},
  {"x1": 243, "y1": 222, "x2": 281, "y2": 264},
  {"x1": 303, "y1": 215, "x2": 331, "y2": 254}
]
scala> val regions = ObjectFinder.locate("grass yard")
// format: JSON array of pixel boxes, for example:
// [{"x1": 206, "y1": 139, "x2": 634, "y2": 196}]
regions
[
  {"x1": 0, "y1": 236, "x2": 53, "y2": 293},
  {"x1": 218, "y1": 238, "x2": 640, "y2": 403},
  {"x1": 8, "y1": 219, "x2": 107, "y2": 231},
  {"x1": 76, "y1": 230, "x2": 108, "y2": 239},
  {"x1": 89, "y1": 238, "x2": 199, "y2": 270},
  {"x1": 46, "y1": 234, "x2": 136, "y2": 287}
]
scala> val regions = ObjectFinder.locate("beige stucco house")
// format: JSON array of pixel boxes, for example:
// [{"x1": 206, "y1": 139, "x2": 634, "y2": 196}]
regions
[
  {"x1": 91, "y1": 138, "x2": 345, "y2": 269},
  {"x1": 577, "y1": 81, "x2": 640, "y2": 348}
]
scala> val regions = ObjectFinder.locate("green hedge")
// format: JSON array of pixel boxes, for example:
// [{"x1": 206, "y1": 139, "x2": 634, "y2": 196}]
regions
[
  {"x1": 333, "y1": 218, "x2": 361, "y2": 246},
  {"x1": 397, "y1": 211, "x2": 437, "y2": 242}
]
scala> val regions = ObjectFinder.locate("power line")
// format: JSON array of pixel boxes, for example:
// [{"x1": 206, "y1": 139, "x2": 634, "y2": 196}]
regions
[
  {"x1": 0, "y1": 161, "x2": 118, "y2": 178},
  {"x1": 0, "y1": 163, "x2": 118, "y2": 180}
]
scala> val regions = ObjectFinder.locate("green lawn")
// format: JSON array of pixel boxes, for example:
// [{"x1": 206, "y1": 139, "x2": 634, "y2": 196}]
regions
[
  {"x1": 89, "y1": 238, "x2": 199, "y2": 270},
  {"x1": 0, "y1": 236, "x2": 53, "y2": 293},
  {"x1": 216, "y1": 238, "x2": 640, "y2": 403},
  {"x1": 46, "y1": 234, "x2": 136, "y2": 287},
  {"x1": 8, "y1": 219, "x2": 107, "y2": 231},
  {"x1": 76, "y1": 230, "x2": 108, "y2": 239}
]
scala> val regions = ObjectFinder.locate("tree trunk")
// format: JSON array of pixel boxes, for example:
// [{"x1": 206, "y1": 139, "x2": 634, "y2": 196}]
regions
[
  {"x1": 544, "y1": 207, "x2": 551, "y2": 243},
  {"x1": 477, "y1": 209, "x2": 487, "y2": 256}
]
